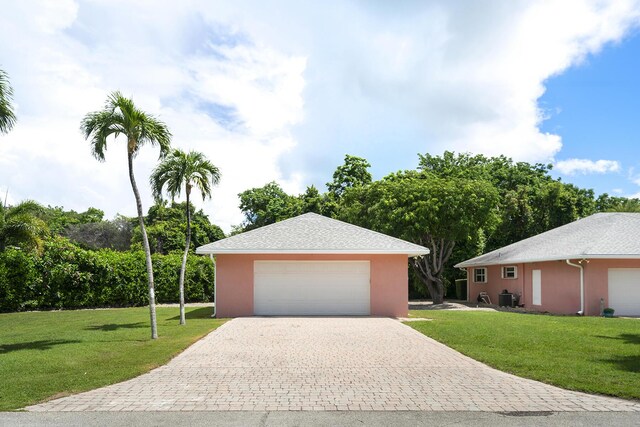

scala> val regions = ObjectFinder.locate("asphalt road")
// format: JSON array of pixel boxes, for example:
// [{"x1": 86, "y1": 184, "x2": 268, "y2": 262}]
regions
[{"x1": 2, "y1": 411, "x2": 640, "y2": 427}]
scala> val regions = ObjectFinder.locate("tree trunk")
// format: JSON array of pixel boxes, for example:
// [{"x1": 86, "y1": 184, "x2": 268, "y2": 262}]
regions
[
  {"x1": 178, "y1": 186, "x2": 192, "y2": 325},
  {"x1": 427, "y1": 278, "x2": 445, "y2": 304},
  {"x1": 127, "y1": 149, "x2": 158, "y2": 339},
  {"x1": 410, "y1": 235, "x2": 455, "y2": 305}
]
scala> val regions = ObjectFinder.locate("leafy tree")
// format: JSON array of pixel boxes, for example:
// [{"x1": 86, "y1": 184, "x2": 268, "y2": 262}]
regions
[
  {"x1": 81, "y1": 91, "x2": 171, "y2": 339},
  {"x1": 327, "y1": 154, "x2": 372, "y2": 198},
  {"x1": 418, "y1": 151, "x2": 596, "y2": 250},
  {"x1": 41, "y1": 206, "x2": 104, "y2": 234},
  {"x1": 150, "y1": 149, "x2": 221, "y2": 325},
  {"x1": 134, "y1": 203, "x2": 225, "y2": 254},
  {"x1": 0, "y1": 68, "x2": 16, "y2": 135},
  {"x1": 63, "y1": 215, "x2": 134, "y2": 251},
  {"x1": 0, "y1": 201, "x2": 49, "y2": 253},
  {"x1": 238, "y1": 181, "x2": 301, "y2": 231},
  {"x1": 300, "y1": 185, "x2": 323, "y2": 214},
  {"x1": 339, "y1": 171, "x2": 499, "y2": 304},
  {"x1": 595, "y1": 194, "x2": 640, "y2": 212}
]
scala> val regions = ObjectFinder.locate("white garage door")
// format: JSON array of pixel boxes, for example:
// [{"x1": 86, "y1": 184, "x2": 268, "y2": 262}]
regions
[
  {"x1": 608, "y1": 268, "x2": 640, "y2": 316},
  {"x1": 254, "y1": 261, "x2": 370, "y2": 315}
]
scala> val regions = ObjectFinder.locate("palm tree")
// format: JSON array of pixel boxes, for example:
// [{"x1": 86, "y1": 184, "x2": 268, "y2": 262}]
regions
[
  {"x1": 0, "y1": 200, "x2": 48, "y2": 252},
  {"x1": 150, "y1": 149, "x2": 220, "y2": 325},
  {"x1": 0, "y1": 68, "x2": 17, "y2": 134},
  {"x1": 81, "y1": 91, "x2": 171, "y2": 339}
]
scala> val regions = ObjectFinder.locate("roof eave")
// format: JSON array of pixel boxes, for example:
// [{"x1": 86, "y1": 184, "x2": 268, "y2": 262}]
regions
[
  {"x1": 195, "y1": 248, "x2": 430, "y2": 257},
  {"x1": 455, "y1": 253, "x2": 640, "y2": 268}
]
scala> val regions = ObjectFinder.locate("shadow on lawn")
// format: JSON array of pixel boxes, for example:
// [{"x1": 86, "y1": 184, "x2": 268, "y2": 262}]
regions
[
  {"x1": 595, "y1": 333, "x2": 640, "y2": 345},
  {"x1": 601, "y1": 355, "x2": 640, "y2": 373},
  {"x1": 167, "y1": 307, "x2": 214, "y2": 321},
  {"x1": 0, "y1": 339, "x2": 81, "y2": 354},
  {"x1": 85, "y1": 322, "x2": 147, "y2": 331}
]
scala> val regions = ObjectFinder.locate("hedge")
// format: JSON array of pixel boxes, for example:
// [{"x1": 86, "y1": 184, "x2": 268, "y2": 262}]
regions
[{"x1": 0, "y1": 237, "x2": 215, "y2": 312}]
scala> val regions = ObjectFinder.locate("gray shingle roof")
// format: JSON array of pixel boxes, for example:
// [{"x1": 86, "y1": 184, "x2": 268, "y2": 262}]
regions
[
  {"x1": 196, "y1": 213, "x2": 429, "y2": 256},
  {"x1": 455, "y1": 212, "x2": 640, "y2": 268}
]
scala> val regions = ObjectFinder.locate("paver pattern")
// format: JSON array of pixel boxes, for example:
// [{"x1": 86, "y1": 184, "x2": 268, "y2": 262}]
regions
[{"x1": 27, "y1": 317, "x2": 640, "y2": 412}]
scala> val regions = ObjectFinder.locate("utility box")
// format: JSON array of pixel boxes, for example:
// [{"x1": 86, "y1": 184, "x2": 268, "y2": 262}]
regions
[{"x1": 498, "y1": 292, "x2": 514, "y2": 307}]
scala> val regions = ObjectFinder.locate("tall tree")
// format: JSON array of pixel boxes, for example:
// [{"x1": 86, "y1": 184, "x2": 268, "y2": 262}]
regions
[
  {"x1": 418, "y1": 151, "x2": 596, "y2": 250},
  {"x1": 150, "y1": 149, "x2": 220, "y2": 325},
  {"x1": 340, "y1": 171, "x2": 499, "y2": 304},
  {"x1": 0, "y1": 68, "x2": 17, "y2": 134},
  {"x1": 132, "y1": 202, "x2": 224, "y2": 254},
  {"x1": 238, "y1": 181, "x2": 301, "y2": 231},
  {"x1": 0, "y1": 200, "x2": 48, "y2": 252},
  {"x1": 595, "y1": 193, "x2": 640, "y2": 212},
  {"x1": 327, "y1": 154, "x2": 372, "y2": 198},
  {"x1": 81, "y1": 91, "x2": 171, "y2": 339}
]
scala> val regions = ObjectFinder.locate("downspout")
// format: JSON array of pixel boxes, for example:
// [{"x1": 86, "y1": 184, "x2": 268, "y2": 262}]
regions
[
  {"x1": 210, "y1": 254, "x2": 217, "y2": 318},
  {"x1": 566, "y1": 259, "x2": 584, "y2": 315}
]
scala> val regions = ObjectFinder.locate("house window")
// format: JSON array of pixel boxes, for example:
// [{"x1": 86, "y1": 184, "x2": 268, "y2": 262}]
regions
[
  {"x1": 501, "y1": 266, "x2": 517, "y2": 279},
  {"x1": 473, "y1": 267, "x2": 487, "y2": 283}
]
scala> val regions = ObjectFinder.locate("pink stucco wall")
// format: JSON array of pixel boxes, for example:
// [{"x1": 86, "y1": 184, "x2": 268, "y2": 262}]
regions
[
  {"x1": 215, "y1": 253, "x2": 408, "y2": 318},
  {"x1": 582, "y1": 259, "x2": 640, "y2": 315},
  {"x1": 466, "y1": 258, "x2": 640, "y2": 315},
  {"x1": 467, "y1": 264, "x2": 525, "y2": 305}
]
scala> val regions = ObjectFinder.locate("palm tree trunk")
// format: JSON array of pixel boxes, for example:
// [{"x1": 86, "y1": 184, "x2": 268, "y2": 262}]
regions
[
  {"x1": 128, "y1": 150, "x2": 158, "y2": 339},
  {"x1": 178, "y1": 186, "x2": 191, "y2": 325}
]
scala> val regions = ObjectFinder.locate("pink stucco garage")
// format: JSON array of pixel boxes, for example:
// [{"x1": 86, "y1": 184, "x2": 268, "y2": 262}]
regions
[{"x1": 196, "y1": 213, "x2": 429, "y2": 317}]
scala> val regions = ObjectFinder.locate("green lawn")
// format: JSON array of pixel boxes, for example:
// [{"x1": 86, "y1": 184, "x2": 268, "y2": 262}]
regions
[
  {"x1": 406, "y1": 310, "x2": 640, "y2": 400},
  {"x1": 0, "y1": 307, "x2": 225, "y2": 411}
]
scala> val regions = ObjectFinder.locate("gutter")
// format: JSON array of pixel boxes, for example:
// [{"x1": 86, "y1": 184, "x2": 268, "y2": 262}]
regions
[
  {"x1": 210, "y1": 254, "x2": 217, "y2": 318},
  {"x1": 565, "y1": 259, "x2": 585, "y2": 315}
]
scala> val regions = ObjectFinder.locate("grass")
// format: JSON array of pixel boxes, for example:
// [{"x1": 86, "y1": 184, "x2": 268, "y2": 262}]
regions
[
  {"x1": 406, "y1": 310, "x2": 640, "y2": 400},
  {"x1": 0, "y1": 307, "x2": 225, "y2": 411}
]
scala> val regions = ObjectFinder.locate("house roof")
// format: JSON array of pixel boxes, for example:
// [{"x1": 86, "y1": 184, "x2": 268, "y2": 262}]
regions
[
  {"x1": 455, "y1": 212, "x2": 640, "y2": 268},
  {"x1": 196, "y1": 212, "x2": 430, "y2": 256}
]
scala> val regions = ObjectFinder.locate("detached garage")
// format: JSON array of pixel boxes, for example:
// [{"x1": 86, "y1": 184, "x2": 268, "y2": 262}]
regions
[{"x1": 196, "y1": 213, "x2": 429, "y2": 317}]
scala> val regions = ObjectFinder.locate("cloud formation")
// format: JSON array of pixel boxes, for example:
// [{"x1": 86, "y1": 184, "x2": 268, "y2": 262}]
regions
[
  {"x1": 1, "y1": 1, "x2": 640, "y2": 231},
  {"x1": 555, "y1": 158, "x2": 621, "y2": 175}
]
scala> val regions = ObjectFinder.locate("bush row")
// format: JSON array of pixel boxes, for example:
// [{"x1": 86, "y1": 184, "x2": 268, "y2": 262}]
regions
[{"x1": 0, "y1": 237, "x2": 214, "y2": 312}]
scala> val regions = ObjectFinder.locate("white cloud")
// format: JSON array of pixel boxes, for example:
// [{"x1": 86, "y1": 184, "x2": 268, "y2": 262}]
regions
[
  {"x1": 1, "y1": 0, "x2": 640, "y2": 231},
  {"x1": 555, "y1": 158, "x2": 621, "y2": 175}
]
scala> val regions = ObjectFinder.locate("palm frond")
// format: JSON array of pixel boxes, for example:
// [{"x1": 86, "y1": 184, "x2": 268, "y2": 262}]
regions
[
  {"x1": 6, "y1": 200, "x2": 45, "y2": 218},
  {"x1": 81, "y1": 90, "x2": 172, "y2": 159},
  {"x1": 150, "y1": 149, "x2": 221, "y2": 203},
  {"x1": 0, "y1": 68, "x2": 17, "y2": 134}
]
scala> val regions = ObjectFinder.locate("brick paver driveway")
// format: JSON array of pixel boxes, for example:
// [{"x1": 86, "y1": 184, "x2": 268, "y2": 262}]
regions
[{"x1": 27, "y1": 317, "x2": 640, "y2": 412}]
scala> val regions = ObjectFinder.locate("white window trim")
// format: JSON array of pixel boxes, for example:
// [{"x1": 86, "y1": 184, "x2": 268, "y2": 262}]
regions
[
  {"x1": 501, "y1": 266, "x2": 518, "y2": 279},
  {"x1": 473, "y1": 267, "x2": 487, "y2": 283}
]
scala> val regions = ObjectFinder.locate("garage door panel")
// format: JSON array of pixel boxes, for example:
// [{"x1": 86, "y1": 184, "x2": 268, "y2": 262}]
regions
[
  {"x1": 254, "y1": 261, "x2": 370, "y2": 316},
  {"x1": 608, "y1": 268, "x2": 640, "y2": 317}
]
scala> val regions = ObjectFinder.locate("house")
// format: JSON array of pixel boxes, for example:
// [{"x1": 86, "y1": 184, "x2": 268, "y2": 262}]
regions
[
  {"x1": 196, "y1": 213, "x2": 429, "y2": 317},
  {"x1": 455, "y1": 213, "x2": 640, "y2": 316}
]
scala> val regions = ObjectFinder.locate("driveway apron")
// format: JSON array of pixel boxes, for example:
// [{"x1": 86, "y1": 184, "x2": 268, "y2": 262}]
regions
[{"x1": 27, "y1": 317, "x2": 640, "y2": 412}]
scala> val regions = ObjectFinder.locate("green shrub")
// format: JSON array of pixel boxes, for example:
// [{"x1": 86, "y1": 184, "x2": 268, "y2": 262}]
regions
[
  {"x1": 0, "y1": 237, "x2": 214, "y2": 312},
  {"x1": 0, "y1": 248, "x2": 43, "y2": 311}
]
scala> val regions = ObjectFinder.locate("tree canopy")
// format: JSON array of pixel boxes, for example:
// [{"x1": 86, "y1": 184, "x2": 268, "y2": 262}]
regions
[
  {"x1": 132, "y1": 202, "x2": 224, "y2": 254},
  {"x1": 339, "y1": 171, "x2": 499, "y2": 303},
  {"x1": 326, "y1": 154, "x2": 372, "y2": 198},
  {"x1": 0, "y1": 201, "x2": 49, "y2": 253}
]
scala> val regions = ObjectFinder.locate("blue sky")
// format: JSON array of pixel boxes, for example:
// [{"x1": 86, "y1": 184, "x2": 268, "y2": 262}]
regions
[
  {"x1": 1, "y1": 1, "x2": 640, "y2": 231},
  {"x1": 541, "y1": 30, "x2": 640, "y2": 197}
]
